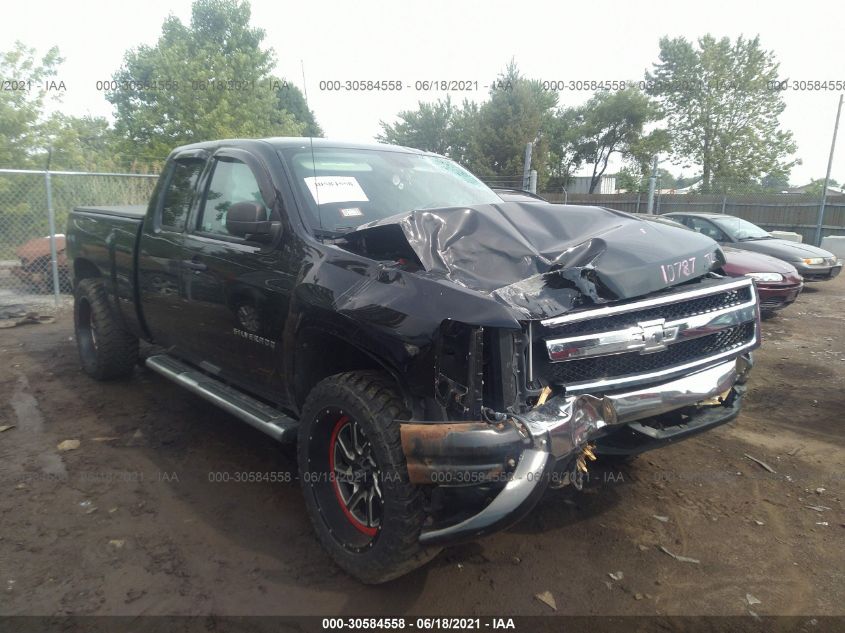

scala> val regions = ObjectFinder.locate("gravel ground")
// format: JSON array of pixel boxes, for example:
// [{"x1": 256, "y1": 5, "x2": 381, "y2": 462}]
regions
[{"x1": 1, "y1": 277, "x2": 843, "y2": 617}]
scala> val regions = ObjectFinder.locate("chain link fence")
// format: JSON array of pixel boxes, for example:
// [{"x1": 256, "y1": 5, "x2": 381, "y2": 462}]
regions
[
  {"x1": 482, "y1": 175, "x2": 845, "y2": 244},
  {"x1": 539, "y1": 190, "x2": 845, "y2": 245},
  {"x1": 3, "y1": 166, "x2": 842, "y2": 312},
  {"x1": 0, "y1": 169, "x2": 158, "y2": 310},
  {"x1": 481, "y1": 175, "x2": 528, "y2": 190}
]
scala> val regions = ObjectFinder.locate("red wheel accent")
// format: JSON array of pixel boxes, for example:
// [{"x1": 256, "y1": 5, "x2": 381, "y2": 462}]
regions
[{"x1": 329, "y1": 415, "x2": 378, "y2": 537}]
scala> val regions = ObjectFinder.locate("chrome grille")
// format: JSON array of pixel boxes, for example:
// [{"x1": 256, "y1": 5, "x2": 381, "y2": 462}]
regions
[
  {"x1": 538, "y1": 278, "x2": 760, "y2": 394},
  {"x1": 546, "y1": 286, "x2": 752, "y2": 338},
  {"x1": 548, "y1": 322, "x2": 754, "y2": 385}
]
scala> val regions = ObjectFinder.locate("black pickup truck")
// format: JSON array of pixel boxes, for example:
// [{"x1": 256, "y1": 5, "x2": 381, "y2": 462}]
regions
[{"x1": 67, "y1": 138, "x2": 761, "y2": 583}]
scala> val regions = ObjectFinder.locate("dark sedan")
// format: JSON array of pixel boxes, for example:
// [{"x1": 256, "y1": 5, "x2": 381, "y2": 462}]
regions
[
  {"x1": 643, "y1": 215, "x2": 803, "y2": 315},
  {"x1": 664, "y1": 212, "x2": 842, "y2": 281}
]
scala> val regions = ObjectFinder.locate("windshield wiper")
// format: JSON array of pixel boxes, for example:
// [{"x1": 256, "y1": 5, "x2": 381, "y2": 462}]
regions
[
  {"x1": 313, "y1": 227, "x2": 346, "y2": 240},
  {"x1": 313, "y1": 226, "x2": 359, "y2": 241}
]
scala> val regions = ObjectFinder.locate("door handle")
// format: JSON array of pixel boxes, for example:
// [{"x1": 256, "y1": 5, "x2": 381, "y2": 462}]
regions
[{"x1": 182, "y1": 259, "x2": 207, "y2": 271}]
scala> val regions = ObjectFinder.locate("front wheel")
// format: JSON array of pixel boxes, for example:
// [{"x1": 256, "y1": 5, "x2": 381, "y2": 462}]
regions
[{"x1": 298, "y1": 371, "x2": 439, "y2": 583}]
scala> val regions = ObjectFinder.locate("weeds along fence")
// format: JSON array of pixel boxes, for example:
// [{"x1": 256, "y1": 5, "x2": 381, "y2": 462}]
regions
[
  {"x1": 0, "y1": 169, "x2": 158, "y2": 306},
  {"x1": 541, "y1": 191, "x2": 845, "y2": 245}
]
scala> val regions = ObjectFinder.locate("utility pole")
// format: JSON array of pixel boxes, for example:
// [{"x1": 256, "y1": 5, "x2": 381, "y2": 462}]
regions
[
  {"x1": 522, "y1": 142, "x2": 533, "y2": 191},
  {"x1": 45, "y1": 147, "x2": 60, "y2": 306},
  {"x1": 814, "y1": 94, "x2": 843, "y2": 246},
  {"x1": 646, "y1": 156, "x2": 658, "y2": 214}
]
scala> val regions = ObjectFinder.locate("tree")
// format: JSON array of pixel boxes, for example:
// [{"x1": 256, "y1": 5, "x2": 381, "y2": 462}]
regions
[
  {"x1": 378, "y1": 62, "x2": 558, "y2": 187},
  {"x1": 473, "y1": 62, "x2": 558, "y2": 184},
  {"x1": 615, "y1": 168, "x2": 639, "y2": 193},
  {"x1": 377, "y1": 96, "x2": 485, "y2": 174},
  {"x1": 39, "y1": 114, "x2": 131, "y2": 171},
  {"x1": 276, "y1": 82, "x2": 322, "y2": 136},
  {"x1": 107, "y1": 0, "x2": 310, "y2": 159},
  {"x1": 802, "y1": 178, "x2": 841, "y2": 197},
  {"x1": 377, "y1": 95, "x2": 465, "y2": 156},
  {"x1": 0, "y1": 42, "x2": 147, "y2": 171},
  {"x1": 447, "y1": 101, "x2": 484, "y2": 169},
  {"x1": 646, "y1": 35, "x2": 797, "y2": 193},
  {"x1": 617, "y1": 166, "x2": 678, "y2": 193},
  {"x1": 379, "y1": 63, "x2": 671, "y2": 194},
  {"x1": 545, "y1": 107, "x2": 581, "y2": 190},
  {"x1": 566, "y1": 88, "x2": 668, "y2": 193},
  {"x1": 0, "y1": 42, "x2": 63, "y2": 168},
  {"x1": 760, "y1": 172, "x2": 791, "y2": 192}
]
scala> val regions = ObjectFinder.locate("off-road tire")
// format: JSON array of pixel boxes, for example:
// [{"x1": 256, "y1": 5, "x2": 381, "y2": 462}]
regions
[
  {"x1": 74, "y1": 278, "x2": 139, "y2": 380},
  {"x1": 298, "y1": 371, "x2": 440, "y2": 583}
]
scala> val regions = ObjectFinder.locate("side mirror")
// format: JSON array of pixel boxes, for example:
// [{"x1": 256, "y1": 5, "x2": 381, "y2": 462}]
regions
[{"x1": 226, "y1": 201, "x2": 272, "y2": 238}]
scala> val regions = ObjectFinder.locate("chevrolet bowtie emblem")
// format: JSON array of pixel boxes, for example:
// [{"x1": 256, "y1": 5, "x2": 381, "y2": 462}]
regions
[{"x1": 637, "y1": 318, "x2": 679, "y2": 354}]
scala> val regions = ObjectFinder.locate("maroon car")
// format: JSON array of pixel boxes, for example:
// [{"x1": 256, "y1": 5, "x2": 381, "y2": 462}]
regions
[
  {"x1": 11, "y1": 234, "x2": 70, "y2": 292},
  {"x1": 642, "y1": 215, "x2": 803, "y2": 315},
  {"x1": 721, "y1": 246, "x2": 803, "y2": 315}
]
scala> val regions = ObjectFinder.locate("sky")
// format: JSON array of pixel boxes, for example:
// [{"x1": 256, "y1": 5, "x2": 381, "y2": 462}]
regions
[{"x1": 4, "y1": 0, "x2": 844, "y2": 184}]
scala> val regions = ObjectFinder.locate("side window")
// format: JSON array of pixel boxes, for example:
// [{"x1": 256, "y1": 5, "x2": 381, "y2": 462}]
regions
[
  {"x1": 161, "y1": 158, "x2": 204, "y2": 231},
  {"x1": 198, "y1": 158, "x2": 263, "y2": 237},
  {"x1": 688, "y1": 218, "x2": 727, "y2": 241}
]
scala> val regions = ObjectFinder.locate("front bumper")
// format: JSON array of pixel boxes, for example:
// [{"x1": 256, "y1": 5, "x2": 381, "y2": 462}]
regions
[
  {"x1": 401, "y1": 355, "x2": 751, "y2": 546},
  {"x1": 793, "y1": 261, "x2": 842, "y2": 281},
  {"x1": 757, "y1": 282, "x2": 803, "y2": 311}
]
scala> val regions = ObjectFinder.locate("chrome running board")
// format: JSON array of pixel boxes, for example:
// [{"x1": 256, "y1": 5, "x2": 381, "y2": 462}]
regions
[{"x1": 145, "y1": 354, "x2": 298, "y2": 442}]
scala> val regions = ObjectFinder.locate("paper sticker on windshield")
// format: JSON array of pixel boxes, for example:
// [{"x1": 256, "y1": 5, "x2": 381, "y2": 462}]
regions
[
  {"x1": 339, "y1": 207, "x2": 363, "y2": 217},
  {"x1": 304, "y1": 176, "x2": 369, "y2": 204}
]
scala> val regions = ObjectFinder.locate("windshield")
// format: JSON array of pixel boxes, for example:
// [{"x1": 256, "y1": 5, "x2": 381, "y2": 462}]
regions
[
  {"x1": 279, "y1": 146, "x2": 501, "y2": 233},
  {"x1": 645, "y1": 216, "x2": 688, "y2": 230},
  {"x1": 711, "y1": 216, "x2": 771, "y2": 240}
]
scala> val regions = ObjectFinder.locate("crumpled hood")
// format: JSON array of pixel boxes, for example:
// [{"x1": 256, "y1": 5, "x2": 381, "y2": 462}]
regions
[{"x1": 341, "y1": 202, "x2": 725, "y2": 318}]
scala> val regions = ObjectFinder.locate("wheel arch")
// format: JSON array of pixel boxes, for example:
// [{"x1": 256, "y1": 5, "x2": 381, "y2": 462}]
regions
[
  {"x1": 292, "y1": 325, "x2": 414, "y2": 416},
  {"x1": 72, "y1": 258, "x2": 102, "y2": 288}
]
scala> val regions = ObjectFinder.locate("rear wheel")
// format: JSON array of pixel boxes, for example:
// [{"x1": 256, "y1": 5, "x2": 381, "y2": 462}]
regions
[
  {"x1": 298, "y1": 371, "x2": 439, "y2": 583},
  {"x1": 74, "y1": 278, "x2": 139, "y2": 380}
]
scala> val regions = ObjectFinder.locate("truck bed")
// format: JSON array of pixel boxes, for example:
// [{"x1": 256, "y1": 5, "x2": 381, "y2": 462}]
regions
[
  {"x1": 68, "y1": 205, "x2": 147, "y2": 337},
  {"x1": 72, "y1": 205, "x2": 147, "y2": 219}
]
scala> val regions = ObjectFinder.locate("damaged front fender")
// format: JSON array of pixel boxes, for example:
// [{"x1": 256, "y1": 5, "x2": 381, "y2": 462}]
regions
[
  {"x1": 400, "y1": 420, "x2": 529, "y2": 485},
  {"x1": 401, "y1": 392, "x2": 611, "y2": 546}
]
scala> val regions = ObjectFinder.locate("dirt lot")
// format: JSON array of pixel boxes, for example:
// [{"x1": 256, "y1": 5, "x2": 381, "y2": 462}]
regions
[{"x1": 1, "y1": 277, "x2": 844, "y2": 618}]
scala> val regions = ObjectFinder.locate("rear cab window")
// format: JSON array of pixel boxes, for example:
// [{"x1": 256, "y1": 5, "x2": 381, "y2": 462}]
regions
[{"x1": 160, "y1": 158, "x2": 205, "y2": 231}]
